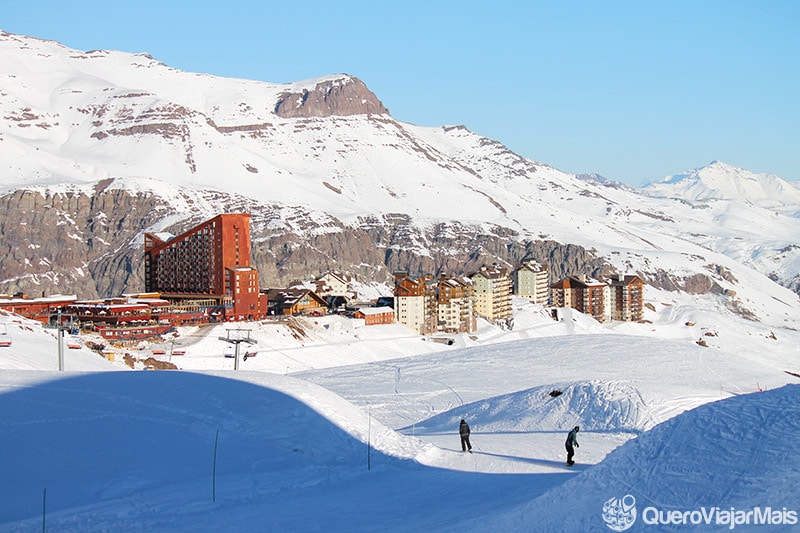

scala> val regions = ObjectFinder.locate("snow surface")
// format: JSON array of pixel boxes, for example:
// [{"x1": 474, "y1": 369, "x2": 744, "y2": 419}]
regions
[
  {"x1": 1, "y1": 293, "x2": 799, "y2": 531},
  {"x1": 2, "y1": 30, "x2": 799, "y2": 302},
  {"x1": 1, "y1": 30, "x2": 800, "y2": 531}
]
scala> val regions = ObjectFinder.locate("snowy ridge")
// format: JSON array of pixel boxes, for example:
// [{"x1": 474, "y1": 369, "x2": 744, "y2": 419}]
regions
[
  {"x1": 481, "y1": 384, "x2": 800, "y2": 532},
  {"x1": 409, "y1": 380, "x2": 650, "y2": 435},
  {"x1": 645, "y1": 160, "x2": 800, "y2": 212}
]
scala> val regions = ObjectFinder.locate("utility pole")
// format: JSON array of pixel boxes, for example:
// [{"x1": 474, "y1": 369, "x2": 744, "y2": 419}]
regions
[
  {"x1": 57, "y1": 309, "x2": 64, "y2": 371},
  {"x1": 218, "y1": 329, "x2": 255, "y2": 370}
]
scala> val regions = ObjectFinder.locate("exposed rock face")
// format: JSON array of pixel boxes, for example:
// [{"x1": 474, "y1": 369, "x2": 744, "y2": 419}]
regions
[
  {"x1": 274, "y1": 77, "x2": 390, "y2": 118},
  {"x1": 0, "y1": 187, "x2": 166, "y2": 298},
  {"x1": 0, "y1": 185, "x2": 738, "y2": 301}
]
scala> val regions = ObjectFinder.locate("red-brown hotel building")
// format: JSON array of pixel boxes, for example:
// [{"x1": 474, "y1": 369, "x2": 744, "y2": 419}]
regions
[{"x1": 144, "y1": 214, "x2": 267, "y2": 321}]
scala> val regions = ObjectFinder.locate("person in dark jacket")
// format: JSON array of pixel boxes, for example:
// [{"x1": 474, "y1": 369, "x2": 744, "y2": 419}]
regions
[
  {"x1": 565, "y1": 425, "x2": 580, "y2": 466},
  {"x1": 459, "y1": 419, "x2": 472, "y2": 453}
]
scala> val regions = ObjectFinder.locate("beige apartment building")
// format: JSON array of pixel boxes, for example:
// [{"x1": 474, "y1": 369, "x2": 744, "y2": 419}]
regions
[
  {"x1": 469, "y1": 264, "x2": 512, "y2": 323},
  {"x1": 512, "y1": 260, "x2": 550, "y2": 304}
]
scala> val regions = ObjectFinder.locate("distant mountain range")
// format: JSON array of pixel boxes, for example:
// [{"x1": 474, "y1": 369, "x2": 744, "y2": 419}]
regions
[
  {"x1": 1, "y1": 30, "x2": 798, "y2": 331},
  {"x1": 646, "y1": 160, "x2": 800, "y2": 210}
]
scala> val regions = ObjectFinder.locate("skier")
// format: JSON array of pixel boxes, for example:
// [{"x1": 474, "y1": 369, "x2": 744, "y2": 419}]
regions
[
  {"x1": 459, "y1": 419, "x2": 473, "y2": 453},
  {"x1": 565, "y1": 425, "x2": 579, "y2": 466}
]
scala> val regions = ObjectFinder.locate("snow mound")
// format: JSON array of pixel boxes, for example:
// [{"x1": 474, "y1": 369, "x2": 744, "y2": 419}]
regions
[
  {"x1": 479, "y1": 384, "x2": 800, "y2": 531},
  {"x1": 0, "y1": 370, "x2": 429, "y2": 526},
  {"x1": 409, "y1": 380, "x2": 649, "y2": 435}
]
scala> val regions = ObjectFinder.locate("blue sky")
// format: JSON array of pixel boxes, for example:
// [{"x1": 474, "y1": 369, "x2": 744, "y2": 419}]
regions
[{"x1": 2, "y1": 0, "x2": 798, "y2": 185}]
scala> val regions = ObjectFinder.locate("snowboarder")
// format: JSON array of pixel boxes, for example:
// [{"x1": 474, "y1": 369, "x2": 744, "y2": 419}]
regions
[
  {"x1": 459, "y1": 419, "x2": 473, "y2": 453},
  {"x1": 565, "y1": 425, "x2": 580, "y2": 466}
]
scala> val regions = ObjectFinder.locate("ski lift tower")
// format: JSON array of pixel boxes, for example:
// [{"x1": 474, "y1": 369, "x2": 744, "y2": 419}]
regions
[{"x1": 218, "y1": 328, "x2": 256, "y2": 371}]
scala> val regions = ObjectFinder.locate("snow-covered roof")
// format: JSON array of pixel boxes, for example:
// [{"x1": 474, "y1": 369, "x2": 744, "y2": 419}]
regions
[{"x1": 355, "y1": 306, "x2": 393, "y2": 316}]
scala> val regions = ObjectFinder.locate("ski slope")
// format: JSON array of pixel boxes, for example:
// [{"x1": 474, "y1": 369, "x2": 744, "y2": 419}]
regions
[{"x1": 0, "y1": 293, "x2": 799, "y2": 531}]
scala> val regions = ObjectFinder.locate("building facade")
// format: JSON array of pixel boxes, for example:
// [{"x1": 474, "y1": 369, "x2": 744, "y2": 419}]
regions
[
  {"x1": 314, "y1": 271, "x2": 351, "y2": 298},
  {"x1": 144, "y1": 214, "x2": 266, "y2": 321},
  {"x1": 551, "y1": 275, "x2": 607, "y2": 323},
  {"x1": 608, "y1": 275, "x2": 646, "y2": 322},
  {"x1": 436, "y1": 275, "x2": 477, "y2": 333},
  {"x1": 469, "y1": 265, "x2": 512, "y2": 323},
  {"x1": 0, "y1": 294, "x2": 77, "y2": 324},
  {"x1": 354, "y1": 306, "x2": 395, "y2": 326},
  {"x1": 393, "y1": 272, "x2": 478, "y2": 335},
  {"x1": 512, "y1": 260, "x2": 550, "y2": 304},
  {"x1": 265, "y1": 288, "x2": 328, "y2": 316},
  {"x1": 393, "y1": 273, "x2": 437, "y2": 335}
]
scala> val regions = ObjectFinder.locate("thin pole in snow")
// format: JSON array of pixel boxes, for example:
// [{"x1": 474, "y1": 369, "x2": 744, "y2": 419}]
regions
[
  {"x1": 367, "y1": 407, "x2": 371, "y2": 471},
  {"x1": 42, "y1": 487, "x2": 46, "y2": 533},
  {"x1": 57, "y1": 310, "x2": 64, "y2": 371},
  {"x1": 212, "y1": 430, "x2": 219, "y2": 502}
]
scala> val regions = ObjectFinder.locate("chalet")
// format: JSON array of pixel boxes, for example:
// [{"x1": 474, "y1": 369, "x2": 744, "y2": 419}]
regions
[
  {"x1": 314, "y1": 271, "x2": 352, "y2": 298},
  {"x1": 354, "y1": 306, "x2": 394, "y2": 326},
  {"x1": 266, "y1": 288, "x2": 328, "y2": 316}
]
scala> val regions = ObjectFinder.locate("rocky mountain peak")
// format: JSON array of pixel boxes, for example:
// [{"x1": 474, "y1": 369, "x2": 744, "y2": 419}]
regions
[{"x1": 274, "y1": 76, "x2": 389, "y2": 118}]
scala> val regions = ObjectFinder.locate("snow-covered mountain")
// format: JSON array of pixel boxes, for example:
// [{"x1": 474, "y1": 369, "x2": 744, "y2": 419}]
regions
[
  {"x1": 1, "y1": 30, "x2": 799, "y2": 330},
  {"x1": 645, "y1": 160, "x2": 800, "y2": 212}
]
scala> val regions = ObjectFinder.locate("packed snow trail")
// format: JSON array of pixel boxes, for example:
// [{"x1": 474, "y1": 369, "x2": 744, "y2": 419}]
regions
[
  {"x1": 0, "y1": 370, "x2": 573, "y2": 532},
  {"x1": 475, "y1": 384, "x2": 800, "y2": 532}
]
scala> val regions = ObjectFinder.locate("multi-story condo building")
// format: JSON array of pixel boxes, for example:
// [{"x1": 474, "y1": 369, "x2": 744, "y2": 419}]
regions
[
  {"x1": 393, "y1": 272, "x2": 477, "y2": 334},
  {"x1": 393, "y1": 272, "x2": 437, "y2": 335},
  {"x1": 144, "y1": 213, "x2": 265, "y2": 321},
  {"x1": 550, "y1": 275, "x2": 607, "y2": 323},
  {"x1": 394, "y1": 272, "x2": 437, "y2": 335},
  {"x1": 469, "y1": 264, "x2": 512, "y2": 323},
  {"x1": 551, "y1": 274, "x2": 646, "y2": 323},
  {"x1": 512, "y1": 260, "x2": 550, "y2": 304},
  {"x1": 436, "y1": 275, "x2": 477, "y2": 334},
  {"x1": 607, "y1": 275, "x2": 645, "y2": 322}
]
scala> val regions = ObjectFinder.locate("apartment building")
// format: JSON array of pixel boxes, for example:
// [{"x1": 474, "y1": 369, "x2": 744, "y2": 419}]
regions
[
  {"x1": 393, "y1": 272, "x2": 437, "y2": 335},
  {"x1": 436, "y1": 275, "x2": 477, "y2": 334},
  {"x1": 469, "y1": 264, "x2": 512, "y2": 323},
  {"x1": 551, "y1": 274, "x2": 646, "y2": 323},
  {"x1": 393, "y1": 272, "x2": 478, "y2": 334},
  {"x1": 608, "y1": 274, "x2": 646, "y2": 322},
  {"x1": 550, "y1": 275, "x2": 607, "y2": 323},
  {"x1": 512, "y1": 260, "x2": 550, "y2": 304}
]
